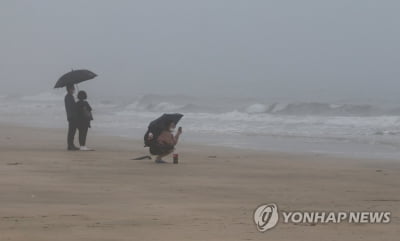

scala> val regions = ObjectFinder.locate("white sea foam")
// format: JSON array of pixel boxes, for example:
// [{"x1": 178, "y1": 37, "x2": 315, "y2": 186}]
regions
[
  {"x1": 21, "y1": 91, "x2": 63, "y2": 102},
  {"x1": 245, "y1": 103, "x2": 268, "y2": 114},
  {"x1": 2, "y1": 91, "x2": 400, "y2": 159}
]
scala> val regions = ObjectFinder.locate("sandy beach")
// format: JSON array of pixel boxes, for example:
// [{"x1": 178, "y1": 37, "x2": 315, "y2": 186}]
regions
[{"x1": 0, "y1": 123, "x2": 399, "y2": 241}]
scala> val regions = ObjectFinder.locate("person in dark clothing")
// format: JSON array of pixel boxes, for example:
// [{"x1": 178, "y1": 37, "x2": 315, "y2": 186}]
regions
[
  {"x1": 65, "y1": 84, "x2": 79, "y2": 150},
  {"x1": 147, "y1": 120, "x2": 182, "y2": 163},
  {"x1": 76, "y1": 90, "x2": 93, "y2": 151}
]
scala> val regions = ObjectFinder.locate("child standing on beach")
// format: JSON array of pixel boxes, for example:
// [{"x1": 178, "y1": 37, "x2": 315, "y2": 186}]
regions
[{"x1": 76, "y1": 90, "x2": 93, "y2": 151}]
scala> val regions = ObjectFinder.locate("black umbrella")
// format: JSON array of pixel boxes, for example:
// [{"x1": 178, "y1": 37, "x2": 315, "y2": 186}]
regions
[
  {"x1": 148, "y1": 113, "x2": 183, "y2": 135},
  {"x1": 144, "y1": 113, "x2": 183, "y2": 147},
  {"x1": 54, "y1": 69, "x2": 97, "y2": 88}
]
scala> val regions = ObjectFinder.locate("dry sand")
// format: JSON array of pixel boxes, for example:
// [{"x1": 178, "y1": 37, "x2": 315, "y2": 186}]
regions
[{"x1": 0, "y1": 124, "x2": 399, "y2": 241}]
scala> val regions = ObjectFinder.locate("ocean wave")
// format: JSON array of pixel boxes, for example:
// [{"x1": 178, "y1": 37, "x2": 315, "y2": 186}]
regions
[
  {"x1": 239, "y1": 102, "x2": 388, "y2": 116},
  {"x1": 267, "y1": 102, "x2": 381, "y2": 116},
  {"x1": 21, "y1": 91, "x2": 63, "y2": 102},
  {"x1": 3, "y1": 91, "x2": 400, "y2": 158},
  {"x1": 245, "y1": 103, "x2": 268, "y2": 114},
  {"x1": 2, "y1": 93, "x2": 400, "y2": 151},
  {"x1": 17, "y1": 91, "x2": 399, "y2": 117}
]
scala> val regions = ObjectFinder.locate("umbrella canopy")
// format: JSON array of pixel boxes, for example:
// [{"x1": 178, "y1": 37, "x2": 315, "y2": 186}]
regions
[
  {"x1": 148, "y1": 113, "x2": 183, "y2": 135},
  {"x1": 144, "y1": 113, "x2": 183, "y2": 147},
  {"x1": 54, "y1": 69, "x2": 97, "y2": 88}
]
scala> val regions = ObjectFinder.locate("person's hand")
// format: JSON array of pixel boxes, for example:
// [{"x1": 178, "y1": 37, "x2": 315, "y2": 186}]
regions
[{"x1": 177, "y1": 127, "x2": 182, "y2": 134}]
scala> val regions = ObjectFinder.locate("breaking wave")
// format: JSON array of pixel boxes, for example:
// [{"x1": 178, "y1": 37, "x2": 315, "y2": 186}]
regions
[{"x1": 2, "y1": 91, "x2": 400, "y2": 159}]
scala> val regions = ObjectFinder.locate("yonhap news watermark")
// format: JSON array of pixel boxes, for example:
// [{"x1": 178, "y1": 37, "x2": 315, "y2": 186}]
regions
[{"x1": 253, "y1": 203, "x2": 391, "y2": 232}]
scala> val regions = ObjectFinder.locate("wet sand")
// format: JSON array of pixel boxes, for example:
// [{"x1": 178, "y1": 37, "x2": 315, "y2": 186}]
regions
[{"x1": 0, "y1": 124, "x2": 399, "y2": 241}]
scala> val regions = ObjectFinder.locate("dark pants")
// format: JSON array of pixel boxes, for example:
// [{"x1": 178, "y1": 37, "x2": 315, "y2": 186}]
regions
[
  {"x1": 78, "y1": 125, "x2": 89, "y2": 146},
  {"x1": 67, "y1": 121, "x2": 77, "y2": 148},
  {"x1": 149, "y1": 143, "x2": 174, "y2": 155}
]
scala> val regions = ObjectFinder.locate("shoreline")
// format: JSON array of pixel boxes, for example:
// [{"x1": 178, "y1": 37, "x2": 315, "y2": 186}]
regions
[{"x1": 2, "y1": 120, "x2": 400, "y2": 162}]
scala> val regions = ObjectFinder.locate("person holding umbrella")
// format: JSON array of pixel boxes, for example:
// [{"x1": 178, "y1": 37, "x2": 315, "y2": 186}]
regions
[
  {"x1": 54, "y1": 69, "x2": 97, "y2": 151},
  {"x1": 65, "y1": 84, "x2": 79, "y2": 150},
  {"x1": 144, "y1": 113, "x2": 183, "y2": 163}
]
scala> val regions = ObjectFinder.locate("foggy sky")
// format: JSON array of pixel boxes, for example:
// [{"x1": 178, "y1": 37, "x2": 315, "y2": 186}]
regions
[{"x1": 1, "y1": 0, "x2": 400, "y2": 102}]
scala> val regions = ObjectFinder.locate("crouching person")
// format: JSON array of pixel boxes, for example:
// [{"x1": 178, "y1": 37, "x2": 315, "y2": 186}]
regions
[{"x1": 149, "y1": 121, "x2": 182, "y2": 163}]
